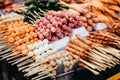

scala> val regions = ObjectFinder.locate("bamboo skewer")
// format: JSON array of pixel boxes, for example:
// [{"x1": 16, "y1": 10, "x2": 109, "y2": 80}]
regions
[
  {"x1": 8, "y1": 57, "x2": 23, "y2": 64},
  {"x1": 31, "y1": 72, "x2": 49, "y2": 80},
  {"x1": 98, "y1": 46, "x2": 120, "y2": 59},
  {"x1": 7, "y1": 54, "x2": 21, "y2": 61},
  {"x1": 88, "y1": 59, "x2": 106, "y2": 71},
  {"x1": 90, "y1": 50, "x2": 117, "y2": 65},
  {"x1": 29, "y1": 11, "x2": 38, "y2": 20},
  {"x1": 13, "y1": 56, "x2": 31, "y2": 65},
  {"x1": 24, "y1": 66, "x2": 45, "y2": 77},
  {"x1": 35, "y1": 74, "x2": 51, "y2": 80},
  {"x1": 22, "y1": 64, "x2": 40, "y2": 72},
  {"x1": 18, "y1": 62, "x2": 40, "y2": 71},
  {"x1": 11, "y1": 56, "x2": 27, "y2": 65},
  {"x1": 34, "y1": 11, "x2": 41, "y2": 17},
  {"x1": 17, "y1": 59, "x2": 34, "y2": 67},
  {"x1": 87, "y1": 56, "x2": 108, "y2": 69},
  {"x1": 79, "y1": 58, "x2": 99, "y2": 70},
  {"x1": 32, "y1": 68, "x2": 56, "y2": 80},
  {"x1": 84, "y1": 65, "x2": 100, "y2": 75},
  {"x1": 21, "y1": 57, "x2": 53, "y2": 72},
  {"x1": 0, "y1": 48, "x2": 12, "y2": 54}
]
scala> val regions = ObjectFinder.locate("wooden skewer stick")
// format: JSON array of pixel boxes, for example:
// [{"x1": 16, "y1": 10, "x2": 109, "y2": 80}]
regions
[
  {"x1": 38, "y1": 8, "x2": 46, "y2": 14},
  {"x1": 38, "y1": 71, "x2": 49, "y2": 76},
  {"x1": 104, "y1": 63, "x2": 113, "y2": 69},
  {"x1": 19, "y1": 61, "x2": 39, "y2": 71},
  {"x1": 91, "y1": 50, "x2": 117, "y2": 65},
  {"x1": 8, "y1": 57, "x2": 23, "y2": 64},
  {"x1": 7, "y1": 54, "x2": 21, "y2": 61},
  {"x1": 79, "y1": 58, "x2": 99, "y2": 70},
  {"x1": 22, "y1": 63, "x2": 40, "y2": 72},
  {"x1": 88, "y1": 52, "x2": 110, "y2": 63},
  {"x1": 24, "y1": 63, "x2": 45, "y2": 73},
  {"x1": 17, "y1": 59, "x2": 34, "y2": 67},
  {"x1": 19, "y1": 62, "x2": 39, "y2": 71},
  {"x1": 88, "y1": 56, "x2": 108, "y2": 69},
  {"x1": 35, "y1": 68, "x2": 56, "y2": 80},
  {"x1": 25, "y1": 64, "x2": 56, "y2": 77},
  {"x1": 29, "y1": 11, "x2": 38, "y2": 19},
  {"x1": 28, "y1": 16, "x2": 35, "y2": 22},
  {"x1": 93, "y1": 45, "x2": 107, "y2": 54},
  {"x1": 88, "y1": 59, "x2": 106, "y2": 71},
  {"x1": 1, "y1": 51, "x2": 12, "y2": 57},
  {"x1": 29, "y1": 20, "x2": 35, "y2": 25},
  {"x1": 107, "y1": 48, "x2": 120, "y2": 60},
  {"x1": 37, "y1": 12, "x2": 44, "y2": 16},
  {"x1": 35, "y1": 74, "x2": 51, "y2": 80},
  {"x1": 24, "y1": 66, "x2": 45, "y2": 77},
  {"x1": 91, "y1": 51, "x2": 115, "y2": 65},
  {"x1": 18, "y1": 65, "x2": 30, "y2": 71},
  {"x1": 14, "y1": 56, "x2": 31, "y2": 65},
  {"x1": 31, "y1": 73, "x2": 49, "y2": 80},
  {"x1": 98, "y1": 46, "x2": 120, "y2": 59},
  {"x1": 87, "y1": 52, "x2": 114, "y2": 68},
  {"x1": 22, "y1": 57, "x2": 52, "y2": 72},
  {"x1": 0, "y1": 48, "x2": 12, "y2": 55},
  {"x1": 0, "y1": 41, "x2": 6, "y2": 44},
  {"x1": 0, "y1": 46, "x2": 10, "y2": 52},
  {"x1": 16, "y1": 56, "x2": 31, "y2": 64},
  {"x1": 84, "y1": 65, "x2": 100, "y2": 75},
  {"x1": 11, "y1": 56, "x2": 27, "y2": 65},
  {"x1": 87, "y1": 56, "x2": 108, "y2": 69},
  {"x1": 107, "y1": 47, "x2": 120, "y2": 53},
  {"x1": 1, "y1": 51, "x2": 15, "y2": 58},
  {"x1": 32, "y1": 73, "x2": 50, "y2": 80},
  {"x1": 34, "y1": 11, "x2": 41, "y2": 17}
]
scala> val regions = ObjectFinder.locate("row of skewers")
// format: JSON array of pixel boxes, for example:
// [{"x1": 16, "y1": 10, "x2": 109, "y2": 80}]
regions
[
  {"x1": 0, "y1": 31, "x2": 119, "y2": 79},
  {"x1": 66, "y1": 33, "x2": 120, "y2": 75},
  {"x1": 0, "y1": 12, "x2": 120, "y2": 80},
  {"x1": 0, "y1": 13, "x2": 77, "y2": 80}
]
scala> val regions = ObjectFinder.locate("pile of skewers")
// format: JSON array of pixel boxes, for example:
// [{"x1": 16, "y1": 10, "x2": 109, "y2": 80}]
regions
[
  {"x1": 34, "y1": 10, "x2": 82, "y2": 41},
  {"x1": 0, "y1": 20, "x2": 39, "y2": 57},
  {"x1": 66, "y1": 34, "x2": 120, "y2": 75},
  {"x1": 59, "y1": 0, "x2": 120, "y2": 28},
  {"x1": 87, "y1": 30, "x2": 120, "y2": 48},
  {"x1": 22, "y1": 51, "x2": 76, "y2": 80},
  {"x1": 0, "y1": 13, "x2": 24, "y2": 25},
  {"x1": 0, "y1": 13, "x2": 77, "y2": 80},
  {"x1": 107, "y1": 26, "x2": 120, "y2": 36},
  {"x1": 21, "y1": 0, "x2": 68, "y2": 24},
  {"x1": 0, "y1": 1, "x2": 120, "y2": 79}
]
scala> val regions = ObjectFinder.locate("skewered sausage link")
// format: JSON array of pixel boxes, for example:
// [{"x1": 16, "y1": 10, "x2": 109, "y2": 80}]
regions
[
  {"x1": 66, "y1": 51, "x2": 80, "y2": 59},
  {"x1": 88, "y1": 34, "x2": 114, "y2": 42},
  {"x1": 90, "y1": 31, "x2": 117, "y2": 42},
  {"x1": 66, "y1": 47, "x2": 85, "y2": 57},
  {"x1": 75, "y1": 34, "x2": 92, "y2": 45},
  {"x1": 75, "y1": 39, "x2": 91, "y2": 49},
  {"x1": 97, "y1": 30, "x2": 119, "y2": 39},
  {"x1": 69, "y1": 38, "x2": 90, "y2": 50},
  {"x1": 67, "y1": 42, "x2": 85, "y2": 53}
]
